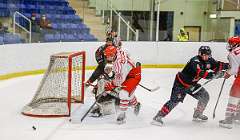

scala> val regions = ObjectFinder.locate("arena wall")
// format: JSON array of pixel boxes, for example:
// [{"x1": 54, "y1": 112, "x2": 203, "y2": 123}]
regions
[{"x1": 0, "y1": 41, "x2": 228, "y2": 80}]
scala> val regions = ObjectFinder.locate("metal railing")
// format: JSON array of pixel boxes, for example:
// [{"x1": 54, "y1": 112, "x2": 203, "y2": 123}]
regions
[
  {"x1": 13, "y1": 11, "x2": 31, "y2": 43},
  {"x1": 103, "y1": 0, "x2": 139, "y2": 41}
]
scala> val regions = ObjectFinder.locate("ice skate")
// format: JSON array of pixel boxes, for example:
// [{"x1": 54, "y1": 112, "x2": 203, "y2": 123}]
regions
[
  {"x1": 233, "y1": 113, "x2": 240, "y2": 124},
  {"x1": 116, "y1": 112, "x2": 126, "y2": 124},
  {"x1": 219, "y1": 119, "x2": 233, "y2": 129},
  {"x1": 134, "y1": 102, "x2": 141, "y2": 116},
  {"x1": 90, "y1": 106, "x2": 102, "y2": 117},
  {"x1": 192, "y1": 109, "x2": 208, "y2": 122},
  {"x1": 151, "y1": 112, "x2": 164, "y2": 126}
]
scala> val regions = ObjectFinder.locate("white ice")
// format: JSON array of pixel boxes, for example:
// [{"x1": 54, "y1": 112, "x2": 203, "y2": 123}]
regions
[{"x1": 0, "y1": 69, "x2": 239, "y2": 140}]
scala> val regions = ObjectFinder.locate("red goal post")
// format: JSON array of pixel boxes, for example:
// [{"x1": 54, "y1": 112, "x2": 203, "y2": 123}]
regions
[{"x1": 22, "y1": 51, "x2": 86, "y2": 117}]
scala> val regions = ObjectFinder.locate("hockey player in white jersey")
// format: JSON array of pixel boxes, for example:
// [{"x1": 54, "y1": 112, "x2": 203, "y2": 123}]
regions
[
  {"x1": 103, "y1": 45, "x2": 141, "y2": 124},
  {"x1": 219, "y1": 36, "x2": 240, "y2": 129}
]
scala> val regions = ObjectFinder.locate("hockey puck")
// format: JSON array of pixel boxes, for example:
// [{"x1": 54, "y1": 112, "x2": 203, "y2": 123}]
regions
[
  {"x1": 32, "y1": 126, "x2": 36, "y2": 131},
  {"x1": 69, "y1": 119, "x2": 72, "y2": 122}
]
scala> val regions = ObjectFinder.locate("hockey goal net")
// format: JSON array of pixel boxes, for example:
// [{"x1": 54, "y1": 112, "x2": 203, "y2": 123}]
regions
[{"x1": 22, "y1": 51, "x2": 86, "y2": 117}]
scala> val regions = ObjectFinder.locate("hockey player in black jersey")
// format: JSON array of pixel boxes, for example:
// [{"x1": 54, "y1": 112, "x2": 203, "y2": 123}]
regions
[
  {"x1": 85, "y1": 30, "x2": 122, "y2": 85},
  {"x1": 85, "y1": 37, "x2": 114, "y2": 86},
  {"x1": 151, "y1": 46, "x2": 229, "y2": 126}
]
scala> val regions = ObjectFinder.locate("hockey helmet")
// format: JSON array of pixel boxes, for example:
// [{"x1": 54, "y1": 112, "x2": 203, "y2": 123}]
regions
[
  {"x1": 104, "y1": 45, "x2": 117, "y2": 62},
  {"x1": 227, "y1": 36, "x2": 240, "y2": 51},
  {"x1": 105, "y1": 37, "x2": 114, "y2": 46},
  {"x1": 198, "y1": 46, "x2": 211, "y2": 56}
]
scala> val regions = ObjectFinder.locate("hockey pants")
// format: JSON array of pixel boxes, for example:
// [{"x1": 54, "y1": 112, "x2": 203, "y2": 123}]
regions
[
  {"x1": 159, "y1": 79, "x2": 209, "y2": 117},
  {"x1": 119, "y1": 66, "x2": 141, "y2": 112}
]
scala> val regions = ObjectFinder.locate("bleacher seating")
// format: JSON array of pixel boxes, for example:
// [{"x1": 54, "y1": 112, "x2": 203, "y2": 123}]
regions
[
  {"x1": 0, "y1": 0, "x2": 97, "y2": 44},
  {"x1": 0, "y1": 33, "x2": 24, "y2": 44},
  {"x1": 0, "y1": 36, "x2": 3, "y2": 45}
]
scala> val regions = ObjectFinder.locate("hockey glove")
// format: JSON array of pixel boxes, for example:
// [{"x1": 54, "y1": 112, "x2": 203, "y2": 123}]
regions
[
  {"x1": 85, "y1": 80, "x2": 92, "y2": 88},
  {"x1": 105, "y1": 81, "x2": 116, "y2": 91},
  {"x1": 215, "y1": 70, "x2": 226, "y2": 79},
  {"x1": 223, "y1": 72, "x2": 231, "y2": 79},
  {"x1": 205, "y1": 72, "x2": 215, "y2": 79},
  {"x1": 222, "y1": 63, "x2": 230, "y2": 70},
  {"x1": 185, "y1": 85, "x2": 195, "y2": 94}
]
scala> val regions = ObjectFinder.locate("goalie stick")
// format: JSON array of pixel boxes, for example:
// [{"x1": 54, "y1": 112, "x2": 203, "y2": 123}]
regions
[
  {"x1": 81, "y1": 77, "x2": 107, "y2": 122},
  {"x1": 81, "y1": 78, "x2": 122, "y2": 122},
  {"x1": 213, "y1": 78, "x2": 226, "y2": 119},
  {"x1": 80, "y1": 95, "x2": 101, "y2": 122}
]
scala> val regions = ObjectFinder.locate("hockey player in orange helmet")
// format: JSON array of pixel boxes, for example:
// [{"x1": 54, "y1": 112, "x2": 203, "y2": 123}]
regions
[
  {"x1": 103, "y1": 45, "x2": 141, "y2": 124},
  {"x1": 104, "y1": 45, "x2": 117, "y2": 63}
]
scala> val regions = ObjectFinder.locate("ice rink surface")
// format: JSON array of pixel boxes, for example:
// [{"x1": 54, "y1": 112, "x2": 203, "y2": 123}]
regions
[{"x1": 0, "y1": 69, "x2": 239, "y2": 140}]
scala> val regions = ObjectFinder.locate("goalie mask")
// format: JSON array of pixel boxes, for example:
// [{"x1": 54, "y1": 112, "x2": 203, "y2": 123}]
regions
[
  {"x1": 104, "y1": 45, "x2": 117, "y2": 63},
  {"x1": 227, "y1": 36, "x2": 240, "y2": 52}
]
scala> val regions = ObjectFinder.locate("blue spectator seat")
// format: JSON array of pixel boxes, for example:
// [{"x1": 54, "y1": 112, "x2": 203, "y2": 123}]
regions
[
  {"x1": 0, "y1": 0, "x2": 97, "y2": 43},
  {"x1": 0, "y1": 36, "x2": 3, "y2": 45},
  {"x1": 2, "y1": 33, "x2": 23, "y2": 44}
]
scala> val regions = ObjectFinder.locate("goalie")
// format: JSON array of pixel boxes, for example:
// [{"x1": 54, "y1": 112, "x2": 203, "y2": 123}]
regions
[
  {"x1": 88, "y1": 61, "x2": 122, "y2": 117},
  {"x1": 95, "y1": 45, "x2": 141, "y2": 124}
]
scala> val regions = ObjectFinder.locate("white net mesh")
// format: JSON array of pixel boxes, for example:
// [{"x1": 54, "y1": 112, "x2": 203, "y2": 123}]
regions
[{"x1": 22, "y1": 52, "x2": 85, "y2": 117}]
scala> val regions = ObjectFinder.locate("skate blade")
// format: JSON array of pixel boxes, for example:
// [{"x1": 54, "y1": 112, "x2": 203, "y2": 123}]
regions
[
  {"x1": 219, "y1": 123, "x2": 233, "y2": 129},
  {"x1": 117, "y1": 120, "x2": 126, "y2": 125},
  {"x1": 89, "y1": 113, "x2": 102, "y2": 118},
  {"x1": 192, "y1": 118, "x2": 207, "y2": 122},
  {"x1": 134, "y1": 110, "x2": 140, "y2": 116},
  {"x1": 234, "y1": 119, "x2": 240, "y2": 125},
  {"x1": 151, "y1": 120, "x2": 164, "y2": 126}
]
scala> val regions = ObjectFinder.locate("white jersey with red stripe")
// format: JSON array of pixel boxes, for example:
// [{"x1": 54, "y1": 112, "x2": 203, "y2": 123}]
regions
[
  {"x1": 112, "y1": 48, "x2": 135, "y2": 86},
  {"x1": 227, "y1": 47, "x2": 240, "y2": 75}
]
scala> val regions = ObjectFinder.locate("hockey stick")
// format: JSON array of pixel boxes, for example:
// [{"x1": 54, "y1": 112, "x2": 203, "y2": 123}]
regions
[
  {"x1": 89, "y1": 82, "x2": 159, "y2": 93},
  {"x1": 139, "y1": 84, "x2": 160, "y2": 92},
  {"x1": 213, "y1": 78, "x2": 226, "y2": 119},
  {"x1": 80, "y1": 97, "x2": 99, "y2": 122},
  {"x1": 81, "y1": 78, "x2": 106, "y2": 122},
  {"x1": 81, "y1": 79, "x2": 122, "y2": 122},
  {"x1": 192, "y1": 78, "x2": 215, "y2": 94},
  {"x1": 192, "y1": 72, "x2": 222, "y2": 94}
]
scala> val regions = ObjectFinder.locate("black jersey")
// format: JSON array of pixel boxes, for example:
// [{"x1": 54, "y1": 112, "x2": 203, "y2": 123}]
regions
[
  {"x1": 88, "y1": 45, "x2": 108, "y2": 83},
  {"x1": 177, "y1": 55, "x2": 229, "y2": 88},
  {"x1": 95, "y1": 45, "x2": 107, "y2": 64}
]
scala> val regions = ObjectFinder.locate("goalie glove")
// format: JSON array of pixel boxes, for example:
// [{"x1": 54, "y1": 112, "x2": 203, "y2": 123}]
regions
[{"x1": 103, "y1": 63, "x2": 115, "y2": 80}]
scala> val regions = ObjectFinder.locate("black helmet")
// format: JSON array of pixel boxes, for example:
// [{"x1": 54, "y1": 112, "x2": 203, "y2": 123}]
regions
[
  {"x1": 198, "y1": 46, "x2": 211, "y2": 56},
  {"x1": 106, "y1": 37, "x2": 114, "y2": 42}
]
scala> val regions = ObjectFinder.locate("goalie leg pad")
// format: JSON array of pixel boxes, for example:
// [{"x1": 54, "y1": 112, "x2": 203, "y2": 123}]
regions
[
  {"x1": 100, "y1": 99, "x2": 116, "y2": 115},
  {"x1": 96, "y1": 94, "x2": 118, "y2": 116}
]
